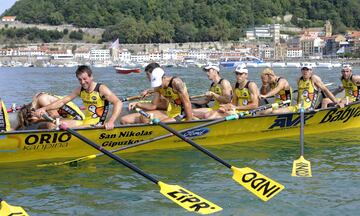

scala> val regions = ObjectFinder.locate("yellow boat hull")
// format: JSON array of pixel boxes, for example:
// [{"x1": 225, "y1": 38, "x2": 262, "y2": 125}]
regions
[{"x1": 1, "y1": 102, "x2": 360, "y2": 164}]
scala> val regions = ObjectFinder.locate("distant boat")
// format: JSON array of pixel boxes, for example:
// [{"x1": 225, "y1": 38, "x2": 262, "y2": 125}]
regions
[
  {"x1": 286, "y1": 62, "x2": 301, "y2": 68},
  {"x1": 271, "y1": 62, "x2": 286, "y2": 68},
  {"x1": 219, "y1": 56, "x2": 263, "y2": 68},
  {"x1": 114, "y1": 67, "x2": 141, "y2": 74},
  {"x1": 316, "y1": 62, "x2": 333, "y2": 68},
  {"x1": 300, "y1": 62, "x2": 316, "y2": 68}
]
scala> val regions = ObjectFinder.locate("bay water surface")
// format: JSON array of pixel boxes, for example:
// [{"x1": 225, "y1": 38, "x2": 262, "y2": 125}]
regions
[{"x1": 0, "y1": 66, "x2": 359, "y2": 215}]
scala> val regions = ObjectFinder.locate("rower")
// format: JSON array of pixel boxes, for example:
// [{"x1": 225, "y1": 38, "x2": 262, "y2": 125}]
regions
[
  {"x1": 33, "y1": 65, "x2": 122, "y2": 130},
  {"x1": 16, "y1": 92, "x2": 85, "y2": 130},
  {"x1": 0, "y1": 98, "x2": 11, "y2": 132},
  {"x1": 206, "y1": 65, "x2": 259, "y2": 118},
  {"x1": 192, "y1": 64, "x2": 232, "y2": 119},
  {"x1": 273, "y1": 63, "x2": 342, "y2": 114},
  {"x1": 120, "y1": 62, "x2": 193, "y2": 124},
  {"x1": 258, "y1": 68, "x2": 292, "y2": 114},
  {"x1": 321, "y1": 64, "x2": 360, "y2": 108}
]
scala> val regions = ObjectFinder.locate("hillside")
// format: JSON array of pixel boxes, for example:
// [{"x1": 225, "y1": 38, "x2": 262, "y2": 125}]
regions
[{"x1": 3, "y1": 0, "x2": 360, "y2": 43}]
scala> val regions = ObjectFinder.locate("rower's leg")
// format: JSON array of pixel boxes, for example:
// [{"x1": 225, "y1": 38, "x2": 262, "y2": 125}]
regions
[{"x1": 120, "y1": 113, "x2": 142, "y2": 125}]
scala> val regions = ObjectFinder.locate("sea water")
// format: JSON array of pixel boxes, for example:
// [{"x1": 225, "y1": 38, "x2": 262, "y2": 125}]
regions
[{"x1": 0, "y1": 66, "x2": 359, "y2": 215}]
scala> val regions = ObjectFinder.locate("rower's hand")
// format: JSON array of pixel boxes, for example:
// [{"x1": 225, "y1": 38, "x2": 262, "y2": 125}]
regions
[
  {"x1": 205, "y1": 91, "x2": 214, "y2": 98},
  {"x1": 32, "y1": 107, "x2": 47, "y2": 118},
  {"x1": 219, "y1": 104, "x2": 234, "y2": 113},
  {"x1": 259, "y1": 94, "x2": 267, "y2": 99},
  {"x1": 104, "y1": 121, "x2": 115, "y2": 130},
  {"x1": 128, "y1": 102, "x2": 138, "y2": 111},
  {"x1": 336, "y1": 102, "x2": 344, "y2": 108},
  {"x1": 140, "y1": 89, "x2": 152, "y2": 98}
]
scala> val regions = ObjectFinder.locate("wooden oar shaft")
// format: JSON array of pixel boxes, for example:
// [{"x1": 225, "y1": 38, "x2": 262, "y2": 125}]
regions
[
  {"x1": 62, "y1": 126, "x2": 159, "y2": 184},
  {"x1": 190, "y1": 94, "x2": 207, "y2": 99},
  {"x1": 106, "y1": 118, "x2": 227, "y2": 155},
  {"x1": 300, "y1": 107, "x2": 305, "y2": 156},
  {"x1": 138, "y1": 110, "x2": 232, "y2": 169}
]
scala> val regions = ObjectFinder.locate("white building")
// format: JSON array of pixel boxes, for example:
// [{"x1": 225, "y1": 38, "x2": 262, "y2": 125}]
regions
[
  {"x1": 1, "y1": 16, "x2": 16, "y2": 22},
  {"x1": 74, "y1": 51, "x2": 90, "y2": 60},
  {"x1": 187, "y1": 50, "x2": 209, "y2": 60},
  {"x1": 162, "y1": 50, "x2": 178, "y2": 61},
  {"x1": 119, "y1": 49, "x2": 131, "y2": 62},
  {"x1": 90, "y1": 49, "x2": 110, "y2": 61},
  {"x1": 246, "y1": 24, "x2": 280, "y2": 42},
  {"x1": 287, "y1": 48, "x2": 303, "y2": 58},
  {"x1": 131, "y1": 52, "x2": 150, "y2": 62},
  {"x1": 148, "y1": 52, "x2": 162, "y2": 61}
]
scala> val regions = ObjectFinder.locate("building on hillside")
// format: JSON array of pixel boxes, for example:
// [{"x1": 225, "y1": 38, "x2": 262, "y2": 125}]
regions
[
  {"x1": 286, "y1": 48, "x2": 303, "y2": 58},
  {"x1": 48, "y1": 50, "x2": 74, "y2": 60},
  {"x1": 300, "y1": 32, "x2": 324, "y2": 58},
  {"x1": 74, "y1": 49, "x2": 90, "y2": 60},
  {"x1": 187, "y1": 49, "x2": 209, "y2": 60},
  {"x1": 148, "y1": 52, "x2": 162, "y2": 61},
  {"x1": 131, "y1": 52, "x2": 150, "y2": 63},
  {"x1": 324, "y1": 20, "x2": 332, "y2": 37},
  {"x1": 346, "y1": 31, "x2": 360, "y2": 54},
  {"x1": 90, "y1": 49, "x2": 110, "y2": 61},
  {"x1": 259, "y1": 45, "x2": 275, "y2": 60},
  {"x1": 1, "y1": 16, "x2": 16, "y2": 22},
  {"x1": 246, "y1": 24, "x2": 280, "y2": 43},
  {"x1": 274, "y1": 43, "x2": 288, "y2": 60},
  {"x1": 322, "y1": 34, "x2": 346, "y2": 57},
  {"x1": 118, "y1": 49, "x2": 131, "y2": 63}
]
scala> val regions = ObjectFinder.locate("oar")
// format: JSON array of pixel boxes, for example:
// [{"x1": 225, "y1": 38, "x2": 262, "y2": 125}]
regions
[
  {"x1": 121, "y1": 92, "x2": 154, "y2": 102},
  {"x1": 292, "y1": 82, "x2": 333, "y2": 94},
  {"x1": 291, "y1": 104, "x2": 312, "y2": 177},
  {"x1": 0, "y1": 198, "x2": 29, "y2": 216},
  {"x1": 136, "y1": 109, "x2": 286, "y2": 202},
  {"x1": 190, "y1": 94, "x2": 207, "y2": 99},
  {"x1": 37, "y1": 100, "x2": 290, "y2": 167},
  {"x1": 42, "y1": 115, "x2": 222, "y2": 214}
]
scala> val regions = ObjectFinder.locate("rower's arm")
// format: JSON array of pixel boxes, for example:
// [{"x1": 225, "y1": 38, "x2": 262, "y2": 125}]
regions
[
  {"x1": 260, "y1": 83, "x2": 271, "y2": 95},
  {"x1": 47, "y1": 89, "x2": 78, "y2": 111},
  {"x1": 99, "y1": 85, "x2": 123, "y2": 126},
  {"x1": 212, "y1": 79, "x2": 232, "y2": 104},
  {"x1": 34, "y1": 88, "x2": 79, "y2": 118},
  {"x1": 174, "y1": 79, "x2": 193, "y2": 121},
  {"x1": 313, "y1": 75, "x2": 338, "y2": 103},
  {"x1": 262, "y1": 79, "x2": 287, "y2": 98},
  {"x1": 133, "y1": 90, "x2": 160, "y2": 110},
  {"x1": 352, "y1": 75, "x2": 360, "y2": 85}
]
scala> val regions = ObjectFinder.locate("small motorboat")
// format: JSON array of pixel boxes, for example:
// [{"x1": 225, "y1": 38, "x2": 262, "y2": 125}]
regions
[{"x1": 114, "y1": 67, "x2": 141, "y2": 74}]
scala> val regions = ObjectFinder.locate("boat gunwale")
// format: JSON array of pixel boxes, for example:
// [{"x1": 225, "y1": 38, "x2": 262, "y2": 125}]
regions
[{"x1": 1, "y1": 101, "x2": 356, "y2": 135}]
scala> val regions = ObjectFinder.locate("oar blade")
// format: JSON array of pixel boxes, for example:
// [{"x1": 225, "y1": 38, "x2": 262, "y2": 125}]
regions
[
  {"x1": 37, "y1": 155, "x2": 97, "y2": 167},
  {"x1": 158, "y1": 181, "x2": 222, "y2": 214},
  {"x1": 231, "y1": 166, "x2": 284, "y2": 202},
  {"x1": 292, "y1": 156, "x2": 312, "y2": 177},
  {"x1": 0, "y1": 200, "x2": 29, "y2": 216}
]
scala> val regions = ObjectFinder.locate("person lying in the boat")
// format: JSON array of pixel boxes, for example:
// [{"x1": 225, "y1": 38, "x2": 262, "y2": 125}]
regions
[
  {"x1": 33, "y1": 65, "x2": 122, "y2": 130},
  {"x1": 258, "y1": 68, "x2": 292, "y2": 114},
  {"x1": 14, "y1": 92, "x2": 85, "y2": 130},
  {"x1": 273, "y1": 64, "x2": 342, "y2": 114},
  {"x1": 205, "y1": 66, "x2": 260, "y2": 119},
  {"x1": 0, "y1": 98, "x2": 11, "y2": 132},
  {"x1": 120, "y1": 62, "x2": 193, "y2": 124},
  {"x1": 192, "y1": 64, "x2": 232, "y2": 119},
  {"x1": 321, "y1": 65, "x2": 360, "y2": 108}
]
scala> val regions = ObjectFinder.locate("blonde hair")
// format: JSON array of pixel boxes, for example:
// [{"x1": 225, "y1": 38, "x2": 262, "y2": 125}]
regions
[{"x1": 261, "y1": 68, "x2": 275, "y2": 76}]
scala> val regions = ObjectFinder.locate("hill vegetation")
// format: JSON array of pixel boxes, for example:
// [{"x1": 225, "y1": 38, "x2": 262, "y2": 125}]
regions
[{"x1": 3, "y1": 0, "x2": 360, "y2": 44}]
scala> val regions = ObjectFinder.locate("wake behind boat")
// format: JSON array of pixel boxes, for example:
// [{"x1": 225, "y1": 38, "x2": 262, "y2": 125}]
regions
[{"x1": 1, "y1": 101, "x2": 360, "y2": 164}]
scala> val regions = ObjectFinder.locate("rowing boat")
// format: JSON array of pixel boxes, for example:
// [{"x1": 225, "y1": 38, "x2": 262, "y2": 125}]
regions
[
  {"x1": 1, "y1": 101, "x2": 360, "y2": 164},
  {"x1": 114, "y1": 67, "x2": 141, "y2": 74}
]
